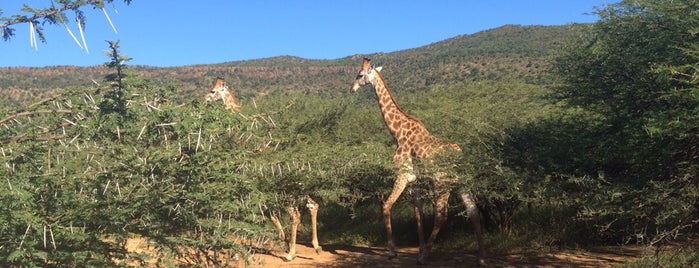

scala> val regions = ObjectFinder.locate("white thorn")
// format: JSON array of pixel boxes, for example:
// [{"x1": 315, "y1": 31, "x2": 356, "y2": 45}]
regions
[
  {"x1": 76, "y1": 17, "x2": 89, "y2": 54},
  {"x1": 29, "y1": 22, "x2": 38, "y2": 50},
  {"x1": 63, "y1": 23, "x2": 83, "y2": 50},
  {"x1": 102, "y1": 7, "x2": 118, "y2": 34}
]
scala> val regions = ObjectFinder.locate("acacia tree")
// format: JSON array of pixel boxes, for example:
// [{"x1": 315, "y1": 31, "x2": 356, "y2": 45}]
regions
[
  {"x1": 553, "y1": 0, "x2": 699, "y2": 245},
  {"x1": 0, "y1": 39, "x2": 278, "y2": 266}
]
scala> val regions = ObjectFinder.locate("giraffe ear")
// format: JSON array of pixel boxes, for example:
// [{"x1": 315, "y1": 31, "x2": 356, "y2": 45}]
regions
[{"x1": 375, "y1": 66, "x2": 383, "y2": 72}]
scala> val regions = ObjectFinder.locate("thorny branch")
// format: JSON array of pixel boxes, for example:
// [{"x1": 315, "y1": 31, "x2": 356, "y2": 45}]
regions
[{"x1": 0, "y1": 0, "x2": 132, "y2": 42}]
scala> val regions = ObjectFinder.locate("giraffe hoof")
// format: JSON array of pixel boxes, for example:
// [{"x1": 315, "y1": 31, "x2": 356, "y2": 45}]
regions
[
  {"x1": 417, "y1": 255, "x2": 427, "y2": 265},
  {"x1": 314, "y1": 246, "x2": 323, "y2": 254},
  {"x1": 283, "y1": 255, "x2": 295, "y2": 262},
  {"x1": 417, "y1": 251, "x2": 431, "y2": 265}
]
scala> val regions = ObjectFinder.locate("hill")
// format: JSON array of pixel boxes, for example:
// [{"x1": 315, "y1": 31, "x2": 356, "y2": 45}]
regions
[{"x1": 0, "y1": 24, "x2": 586, "y2": 107}]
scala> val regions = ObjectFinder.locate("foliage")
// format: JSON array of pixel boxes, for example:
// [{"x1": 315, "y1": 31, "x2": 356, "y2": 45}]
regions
[
  {"x1": 623, "y1": 247, "x2": 699, "y2": 268},
  {"x1": 384, "y1": 79, "x2": 554, "y2": 235},
  {"x1": 551, "y1": 0, "x2": 699, "y2": 245},
  {"x1": 0, "y1": 41, "x2": 270, "y2": 267},
  {"x1": 0, "y1": 40, "x2": 402, "y2": 267},
  {"x1": 242, "y1": 90, "x2": 396, "y2": 210}
]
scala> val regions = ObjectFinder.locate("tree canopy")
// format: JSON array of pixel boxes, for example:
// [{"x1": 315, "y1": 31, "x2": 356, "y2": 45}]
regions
[{"x1": 552, "y1": 0, "x2": 699, "y2": 245}]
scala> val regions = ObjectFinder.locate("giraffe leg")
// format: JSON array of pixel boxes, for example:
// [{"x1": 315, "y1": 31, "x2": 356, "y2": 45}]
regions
[
  {"x1": 270, "y1": 214, "x2": 286, "y2": 241},
  {"x1": 460, "y1": 192, "x2": 486, "y2": 266},
  {"x1": 383, "y1": 172, "x2": 414, "y2": 258},
  {"x1": 418, "y1": 188, "x2": 450, "y2": 264},
  {"x1": 408, "y1": 186, "x2": 426, "y2": 255},
  {"x1": 284, "y1": 206, "x2": 301, "y2": 262},
  {"x1": 306, "y1": 197, "x2": 323, "y2": 253}
]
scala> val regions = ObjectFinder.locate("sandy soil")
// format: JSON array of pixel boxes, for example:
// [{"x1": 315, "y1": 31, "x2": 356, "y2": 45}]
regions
[
  {"x1": 243, "y1": 242, "x2": 646, "y2": 268},
  {"x1": 125, "y1": 237, "x2": 647, "y2": 267}
]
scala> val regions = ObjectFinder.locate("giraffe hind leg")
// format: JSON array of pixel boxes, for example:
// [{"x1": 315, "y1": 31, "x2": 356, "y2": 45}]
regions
[
  {"x1": 408, "y1": 186, "x2": 426, "y2": 256},
  {"x1": 417, "y1": 189, "x2": 450, "y2": 264},
  {"x1": 460, "y1": 192, "x2": 486, "y2": 266}
]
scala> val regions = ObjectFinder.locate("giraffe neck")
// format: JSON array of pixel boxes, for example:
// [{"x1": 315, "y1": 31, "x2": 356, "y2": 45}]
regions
[
  {"x1": 223, "y1": 90, "x2": 240, "y2": 111},
  {"x1": 370, "y1": 71, "x2": 418, "y2": 140}
]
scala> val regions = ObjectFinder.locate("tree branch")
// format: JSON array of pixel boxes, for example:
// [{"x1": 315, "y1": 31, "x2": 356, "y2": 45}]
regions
[
  {"x1": 0, "y1": 109, "x2": 73, "y2": 125},
  {"x1": 1, "y1": 0, "x2": 132, "y2": 41}
]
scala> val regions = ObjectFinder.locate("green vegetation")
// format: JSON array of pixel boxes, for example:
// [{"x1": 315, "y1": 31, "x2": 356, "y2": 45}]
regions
[
  {"x1": 551, "y1": 0, "x2": 699, "y2": 246},
  {"x1": 624, "y1": 248, "x2": 699, "y2": 268},
  {"x1": 1, "y1": 0, "x2": 697, "y2": 266}
]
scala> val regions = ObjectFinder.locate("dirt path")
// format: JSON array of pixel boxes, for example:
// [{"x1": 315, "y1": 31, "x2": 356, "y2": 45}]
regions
[
  {"x1": 245, "y1": 242, "x2": 646, "y2": 267},
  {"x1": 125, "y1": 237, "x2": 646, "y2": 267}
]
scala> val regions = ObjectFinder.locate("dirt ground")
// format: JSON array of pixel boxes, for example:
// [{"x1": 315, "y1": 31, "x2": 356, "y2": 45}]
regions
[
  {"x1": 125, "y1": 237, "x2": 648, "y2": 267},
  {"x1": 244, "y1": 242, "x2": 646, "y2": 268}
]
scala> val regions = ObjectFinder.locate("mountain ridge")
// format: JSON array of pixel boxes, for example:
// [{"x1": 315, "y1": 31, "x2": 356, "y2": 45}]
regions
[{"x1": 0, "y1": 24, "x2": 587, "y2": 107}]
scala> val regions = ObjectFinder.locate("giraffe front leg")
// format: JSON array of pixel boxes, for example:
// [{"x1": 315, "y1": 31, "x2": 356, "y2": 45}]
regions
[
  {"x1": 284, "y1": 206, "x2": 301, "y2": 262},
  {"x1": 306, "y1": 197, "x2": 323, "y2": 254},
  {"x1": 382, "y1": 172, "x2": 413, "y2": 258}
]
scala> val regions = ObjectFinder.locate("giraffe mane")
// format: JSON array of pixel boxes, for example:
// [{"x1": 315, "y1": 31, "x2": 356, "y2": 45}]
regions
[{"x1": 373, "y1": 68, "x2": 424, "y2": 124}]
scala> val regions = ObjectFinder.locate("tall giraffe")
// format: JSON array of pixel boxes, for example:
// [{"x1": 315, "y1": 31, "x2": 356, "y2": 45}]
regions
[
  {"x1": 204, "y1": 77, "x2": 241, "y2": 112},
  {"x1": 203, "y1": 77, "x2": 321, "y2": 261},
  {"x1": 350, "y1": 58, "x2": 485, "y2": 265}
]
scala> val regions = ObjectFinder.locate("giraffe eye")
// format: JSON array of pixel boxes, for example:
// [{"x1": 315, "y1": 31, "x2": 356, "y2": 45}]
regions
[{"x1": 356, "y1": 74, "x2": 364, "y2": 79}]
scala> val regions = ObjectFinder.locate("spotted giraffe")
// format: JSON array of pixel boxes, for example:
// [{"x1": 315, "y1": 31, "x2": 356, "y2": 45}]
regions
[
  {"x1": 204, "y1": 77, "x2": 240, "y2": 112},
  {"x1": 350, "y1": 58, "x2": 485, "y2": 265},
  {"x1": 204, "y1": 77, "x2": 321, "y2": 261}
]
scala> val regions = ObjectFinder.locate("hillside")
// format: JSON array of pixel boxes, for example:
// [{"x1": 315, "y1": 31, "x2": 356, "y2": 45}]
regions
[{"x1": 0, "y1": 24, "x2": 586, "y2": 107}]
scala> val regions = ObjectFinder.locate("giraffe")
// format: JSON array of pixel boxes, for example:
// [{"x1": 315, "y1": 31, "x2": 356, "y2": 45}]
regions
[
  {"x1": 350, "y1": 58, "x2": 485, "y2": 265},
  {"x1": 203, "y1": 77, "x2": 321, "y2": 261},
  {"x1": 204, "y1": 77, "x2": 241, "y2": 112}
]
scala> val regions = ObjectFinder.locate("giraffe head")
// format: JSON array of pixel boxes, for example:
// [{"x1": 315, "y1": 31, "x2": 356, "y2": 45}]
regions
[
  {"x1": 204, "y1": 77, "x2": 240, "y2": 111},
  {"x1": 204, "y1": 77, "x2": 228, "y2": 103},
  {"x1": 351, "y1": 58, "x2": 382, "y2": 93}
]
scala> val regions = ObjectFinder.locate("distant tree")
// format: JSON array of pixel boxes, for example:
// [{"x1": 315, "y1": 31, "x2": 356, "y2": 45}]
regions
[
  {"x1": 0, "y1": 0, "x2": 132, "y2": 43},
  {"x1": 99, "y1": 40, "x2": 131, "y2": 117}
]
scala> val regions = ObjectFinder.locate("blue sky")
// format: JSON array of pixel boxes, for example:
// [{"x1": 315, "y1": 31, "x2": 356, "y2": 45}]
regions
[{"x1": 1, "y1": 1, "x2": 614, "y2": 67}]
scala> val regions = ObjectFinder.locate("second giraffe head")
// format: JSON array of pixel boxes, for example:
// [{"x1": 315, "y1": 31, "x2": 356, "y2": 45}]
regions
[
  {"x1": 204, "y1": 77, "x2": 240, "y2": 112},
  {"x1": 351, "y1": 58, "x2": 382, "y2": 93}
]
